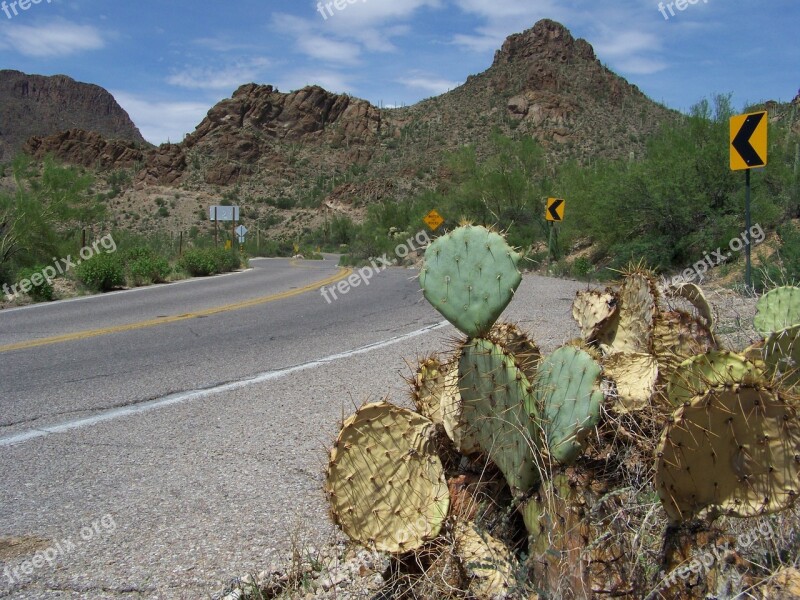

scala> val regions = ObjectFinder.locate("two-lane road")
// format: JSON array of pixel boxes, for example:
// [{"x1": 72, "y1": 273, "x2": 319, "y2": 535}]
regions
[{"x1": 0, "y1": 257, "x2": 584, "y2": 599}]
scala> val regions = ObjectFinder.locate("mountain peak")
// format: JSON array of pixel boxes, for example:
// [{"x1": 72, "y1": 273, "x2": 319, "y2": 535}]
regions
[{"x1": 492, "y1": 19, "x2": 596, "y2": 68}]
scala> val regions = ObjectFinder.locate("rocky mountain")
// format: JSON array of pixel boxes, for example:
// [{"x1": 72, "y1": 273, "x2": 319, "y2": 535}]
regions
[
  {"x1": 0, "y1": 70, "x2": 148, "y2": 162},
  {"x1": 126, "y1": 19, "x2": 677, "y2": 205},
  {"x1": 6, "y1": 20, "x2": 687, "y2": 237}
]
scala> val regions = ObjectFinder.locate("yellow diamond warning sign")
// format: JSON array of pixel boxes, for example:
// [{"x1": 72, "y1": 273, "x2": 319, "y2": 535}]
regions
[{"x1": 423, "y1": 210, "x2": 444, "y2": 231}]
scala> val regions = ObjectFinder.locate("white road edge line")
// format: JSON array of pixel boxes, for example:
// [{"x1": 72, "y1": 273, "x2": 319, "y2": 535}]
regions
[{"x1": 0, "y1": 321, "x2": 450, "y2": 447}]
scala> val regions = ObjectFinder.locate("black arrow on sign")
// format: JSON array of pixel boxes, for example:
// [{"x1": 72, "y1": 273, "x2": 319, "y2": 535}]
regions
[
  {"x1": 732, "y1": 112, "x2": 766, "y2": 167},
  {"x1": 548, "y1": 198, "x2": 564, "y2": 221}
]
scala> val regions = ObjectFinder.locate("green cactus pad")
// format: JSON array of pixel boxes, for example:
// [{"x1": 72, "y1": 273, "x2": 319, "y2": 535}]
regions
[
  {"x1": 572, "y1": 289, "x2": 619, "y2": 342},
  {"x1": 458, "y1": 338, "x2": 540, "y2": 493},
  {"x1": 763, "y1": 324, "x2": 800, "y2": 389},
  {"x1": 602, "y1": 352, "x2": 659, "y2": 413},
  {"x1": 667, "y1": 351, "x2": 763, "y2": 407},
  {"x1": 325, "y1": 401, "x2": 450, "y2": 553},
  {"x1": 533, "y1": 345, "x2": 604, "y2": 465},
  {"x1": 655, "y1": 385, "x2": 800, "y2": 522},
  {"x1": 420, "y1": 225, "x2": 522, "y2": 337},
  {"x1": 754, "y1": 286, "x2": 800, "y2": 336}
]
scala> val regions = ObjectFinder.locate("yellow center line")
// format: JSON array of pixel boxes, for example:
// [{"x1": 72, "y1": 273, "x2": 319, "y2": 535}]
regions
[{"x1": 0, "y1": 266, "x2": 352, "y2": 354}]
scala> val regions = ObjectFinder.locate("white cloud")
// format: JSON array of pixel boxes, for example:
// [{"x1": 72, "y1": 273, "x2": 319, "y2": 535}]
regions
[
  {"x1": 451, "y1": 0, "x2": 568, "y2": 52},
  {"x1": 295, "y1": 35, "x2": 362, "y2": 65},
  {"x1": 275, "y1": 70, "x2": 354, "y2": 95},
  {"x1": 272, "y1": 2, "x2": 442, "y2": 64},
  {"x1": 592, "y1": 29, "x2": 668, "y2": 74},
  {"x1": 166, "y1": 58, "x2": 271, "y2": 91},
  {"x1": 0, "y1": 20, "x2": 104, "y2": 57},
  {"x1": 112, "y1": 91, "x2": 212, "y2": 145},
  {"x1": 399, "y1": 75, "x2": 461, "y2": 95}
]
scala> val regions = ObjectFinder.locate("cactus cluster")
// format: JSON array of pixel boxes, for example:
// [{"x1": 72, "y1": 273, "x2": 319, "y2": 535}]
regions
[{"x1": 324, "y1": 224, "x2": 800, "y2": 599}]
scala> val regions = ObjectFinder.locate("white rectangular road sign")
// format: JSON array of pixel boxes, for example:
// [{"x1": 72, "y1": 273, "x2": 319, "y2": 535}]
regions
[{"x1": 209, "y1": 205, "x2": 240, "y2": 221}]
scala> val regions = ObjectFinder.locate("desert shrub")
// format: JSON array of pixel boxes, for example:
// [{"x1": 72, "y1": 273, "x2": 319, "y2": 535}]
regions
[
  {"x1": 124, "y1": 248, "x2": 170, "y2": 286},
  {"x1": 76, "y1": 253, "x2": 124, "y2": 292},
  {"x1": 180, "y1": 248, "x2": 218, "y2": 276},
  {"x1": 179, "y1": 248, "x2": 242, "y2": 276},
  {"x1": 14, "y1": 266, "x2": 55, "y2": 301},
  {"x1": 210, "y1": 247, "x2": 241, "y2": 273}
]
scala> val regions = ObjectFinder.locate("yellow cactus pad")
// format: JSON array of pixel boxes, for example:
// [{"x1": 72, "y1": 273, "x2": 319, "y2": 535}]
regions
[
  {"x1": 326, "y1": 401, "x2": 450, "y2": 553},
  {"x1": 656, "y1": 386, "x2": 800, "y2": 522},
  {"x1": 602, "y1": 352, "x2": 659, "y2": 413}
]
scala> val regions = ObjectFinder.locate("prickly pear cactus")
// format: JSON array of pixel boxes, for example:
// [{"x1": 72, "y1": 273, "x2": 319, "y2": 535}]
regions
[
  {"x1": 653, "y1": 309, "x2": 718, "y2": 385},
  {"x1": 655, "y1": 385, "x2": 800, "y2": 522},
  {"x1": 458, "y1": 338, "x2": 540, "y2": 493},
  {"x1": 453, "y1": 521, "x2": 516, "y2": 599},
  {"x1": 596, "y1": 271, "x2": 658, "y2": 355},
  {"x1": 533, "y1": 345, "x2": 604, "y2": 466},
  {"x1": 602, "y1": 352, "x2": 659, "y2": 413},
  {"x1": 520, "y1": 467, "x2": 639, "y2": 598},
  {"x1": 411, "y1": 355, "x2": 448, "y2": 423},
  {"x1": 754, "y1": 286, "x2": 800, "y2": 337},
  {"x1": 572, "y1": 289, "x2": 619, "y2": 341},
  {"x1": 762, "y1": 324, "x2": 800, "y2": 389},
  {"x1": 666, "y1": 351, "x2": 763, "y2": 407},
  {"x1": 325, "y1": 401, "x2": 450, "y2": 553},
  {"x1": 490, "y1": 321, "x2": 541, "y2": 381},
  {"x1": 666, "y1": 281, "x2": 715, "y2": 329},
  {"x1": 420, "y1": 225, "x2": 522, "y2": 337}
]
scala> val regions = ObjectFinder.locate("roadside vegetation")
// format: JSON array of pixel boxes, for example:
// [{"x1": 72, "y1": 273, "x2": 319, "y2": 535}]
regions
[
  {"x1": 0, "y1": 156, "x2": 246, "y2": 304},
  {"x1": 320, "y1": 95, "x2": 799, "y2": 288},
  {"x1": 2, "y1": 95, "x2": 798, "y2": 304}
]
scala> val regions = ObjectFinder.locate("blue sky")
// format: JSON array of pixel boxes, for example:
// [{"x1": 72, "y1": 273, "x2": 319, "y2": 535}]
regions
[{"x1": 0, "y1": 0, "x2": 797, "y2": 145}]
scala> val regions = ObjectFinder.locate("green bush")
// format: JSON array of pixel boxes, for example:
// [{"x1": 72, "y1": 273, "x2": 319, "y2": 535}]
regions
[
  {"x1": 76, "y1": 253, "x2": 124, "y2": 292},
  {"x1": 15, "y1": 266, "x2": 55, "y2": 302},
  {"x1": 124, "y1": 248, "x2": 171, "y2": 286},
  {"x1": 210, "y1": 247, "x2": 241, "y2": 273},
  {"x1": 180, "y1": 248, "x2": 218, "y2": 276},
  {"x1": 179, "y1": 248, "x2": 242, "y2": 277}
]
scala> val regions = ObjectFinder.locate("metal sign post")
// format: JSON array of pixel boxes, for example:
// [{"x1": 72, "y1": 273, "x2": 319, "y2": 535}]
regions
[{"x1": 730, "y1": 111, "x2": 768, "y2": 288}]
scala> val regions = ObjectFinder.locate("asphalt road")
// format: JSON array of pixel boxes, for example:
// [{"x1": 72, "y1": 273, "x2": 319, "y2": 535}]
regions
[{"x1": 0, "y1": 256, "x2": 584, "y2": 599}]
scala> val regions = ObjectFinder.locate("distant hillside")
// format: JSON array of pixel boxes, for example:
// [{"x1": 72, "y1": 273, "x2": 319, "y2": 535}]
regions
[
  {"x1": 129, "y1": 19, "x2": 678, "y2": 207},
  {"x1": 0, "y1": 70, "x2": 148, "y2": 162},
  {"x1": 5, "y1": 20, "x2": 688, "y2": 240}
]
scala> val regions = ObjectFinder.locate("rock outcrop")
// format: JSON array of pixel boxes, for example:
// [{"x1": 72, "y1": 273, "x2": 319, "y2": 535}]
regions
[
  {"x1": 0, "y1": 70, "x2": 147, "y2": 162},
  {"x1": 24, "y1": 129, "x2": 145, "y2": 169}
]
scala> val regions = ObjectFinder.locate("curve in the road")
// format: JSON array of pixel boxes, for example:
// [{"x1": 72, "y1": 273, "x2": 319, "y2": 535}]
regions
[{"x1": 0, "y1": 266, "x2": 352, "y2": 354}]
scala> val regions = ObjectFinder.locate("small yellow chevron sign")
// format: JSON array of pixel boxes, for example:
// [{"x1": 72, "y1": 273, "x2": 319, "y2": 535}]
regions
[
  {"x1": 546, "y1": 198, "x2": 565, "y2": 222},
  {"x1": 730, "y1": 111, "x2": 768, "y2": 170}
]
